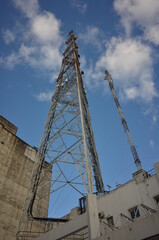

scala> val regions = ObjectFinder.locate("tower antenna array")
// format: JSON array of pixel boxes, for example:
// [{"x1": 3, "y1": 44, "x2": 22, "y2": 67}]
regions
[
  {"x1": 15, "y1": 31, "x2": 104, "y2": 239},
  {"x1": 104, "y1": 70, "x2": 142, "y2": 171}
]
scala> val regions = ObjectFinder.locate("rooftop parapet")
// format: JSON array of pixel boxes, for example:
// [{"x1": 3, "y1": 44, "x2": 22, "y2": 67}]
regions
[{"x1": 0, "y1": 115, "x2": 18, "y2": 135}]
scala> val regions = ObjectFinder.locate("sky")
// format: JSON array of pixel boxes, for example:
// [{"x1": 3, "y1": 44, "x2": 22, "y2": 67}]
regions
[{"x1": 0, "y1": 0, "x2": 159, "y2": 216}]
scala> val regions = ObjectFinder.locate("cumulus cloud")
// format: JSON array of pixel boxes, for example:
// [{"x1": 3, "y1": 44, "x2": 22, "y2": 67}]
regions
[
  {"x1": 31, "y1": 12, "x2": 62, "y2": 45},
  {"x1": 97, "y1": 37, "x2": 157, "y2": 101},
  {"x1": 81, "y1": 0, "x2": 158, "y2": 103},
  {"x1": 0, "y1": 52, "x2": 20, "y2": 69},
  {"x1": 35, "y1": 91, "x2": 53, "y2": 102},
  {"x1": 70, "y1": 0, "x2": 87, "y2": 14},
  {"x1": 18, "y1": 44, "x2": 36, "y2": 63},
  {"x1": 0, "y1": 0, "x2": 62, "y2": 80},
  {"x1": 84, "y1": 63, "x2": 104, "y2": 90},
  {"x1": 80, "y1": 26, "x2": 103, "y2": 51},
  {"x1": 18, "y1": 43, "x2": 61, "y2": 70},
  {"x1": 114, "y1": 0, "x2": 159, "y2": 45},
  {"x1": 13, "y1": 0, "x2": 39, "y2": 18},
  {"x1": 2, "y1": 29, "x2": 15, "y2": 44},
  {"x1": 144, "y1": 24, "x2": 159, "y2": 45},
  {"x1": 97, "y1": 38, "x2": 152, "y2": 78},
  {"x1": 84, "y1": 37, "x2": 157, "y2": 102}
]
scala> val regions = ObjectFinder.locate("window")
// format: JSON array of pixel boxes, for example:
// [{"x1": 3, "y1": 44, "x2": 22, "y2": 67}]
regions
[
  {"x1": 107, "y1": 216, "x2": 114, "y2": 226},
  {"x1": 129, "y1": 206, "x2": 140, "y2": 219},
  {"x1": 154, "y1": 195, "x2": 159, "y2": 205}
]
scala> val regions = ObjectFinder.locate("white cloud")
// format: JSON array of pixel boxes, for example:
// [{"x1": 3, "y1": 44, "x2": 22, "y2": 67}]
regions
[
  {"x1": 0, "y1": 0, "x2": 63, "y2": 82},
  {"x1": 150, "y1": 139, "x2": 154, "y2": 148},
  {"x1": 144, "y1": 24, "x2": 159, "y2": 45},
  {"x1": 85, "y1": 37, "x2": 157, "y2": 102},
  {"x1": 83, "y1": 62, "x2": 105, "y2": 90},
  {"x1": 70, "y1": 0, "x2": 87, "y2": 14},
  {"x1": 0, "y1": 52, "x2": 20, "y2": 69},
  {"x1": 97, "y1": 37, "x2": 152, "y2": 79},
  {"x1": 2, "y1": 29, "x2": 15, "y2": 44},
  {"x1": 31, "y1": 12, "x2": 62, "y2": 45},
  {"x1": 152, "y1": 113, "x2": 157, "y2": 124},
  {"x1": 1, "y1": 40, "x2": 62, "y2": 76},
  {"x1": 9, "y1": 43, "x2": 62, "y2": 73},
  {"x1": 19, "y1": 44, "x2": 36, "y2": 62},
  {"x1": 35, "y1": 91, "x2": 53, "y2": 102},
  {"x1": 152, "y1": 110, "x2": 158, "y2": 125},
  {"x1": 114, "y1": 0, "x2": 159, "y2": 45},
  {"x1": 13, "y1": 0, "x2": 39, "y2": 18},
  {"x1": 143, "y1": 105, "x2": 159, "y2": 125},
  {"x1": 124, "y1": 87, "x2": 138, "y2": 100},
  {"x1": 80, "y1": 55, "x2": 86, "y2": 69},
  {"x1": 40, "y1": 45, "x2": 61, "y2": 69},
  {"x1": 80, "y1": 26, "x2": 102, "y2": 51}
]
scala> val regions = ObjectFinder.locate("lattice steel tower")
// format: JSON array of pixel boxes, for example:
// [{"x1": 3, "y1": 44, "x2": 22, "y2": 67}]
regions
[{"x1": 15, "y1": 31, "x2": 104, "y2": 239}]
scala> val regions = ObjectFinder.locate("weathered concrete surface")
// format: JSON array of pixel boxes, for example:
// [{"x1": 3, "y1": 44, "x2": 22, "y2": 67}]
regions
[
  {"x1": 34, "y1": 164, "x2": 159, "y2": 240},
  {"x1": 97, "y1": 167, "x2": 159, "y2": 228},
  {"x1": 36, "y1": 212, "x2": 88, "y2": 240},
  {"x1": 87, "y1": 194, "x2": 100, "y2": 240},
  {"x1": 95, "y1": 212, "x2": 159, "y2": 240},
  {"x1": 0, "y1": 115, "x2": 17, "y2": 135},
  {"x1": 0, "y1": 116, "x2": 50, "y2": 240}
]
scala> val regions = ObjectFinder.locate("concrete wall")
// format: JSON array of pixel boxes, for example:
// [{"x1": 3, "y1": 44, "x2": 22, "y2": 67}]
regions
[
  {"x1": 33, "y1": 165, "x2": 159, "y2": 240},
  {"x1": 96, "y1": 212, "x2": 159, "y2": 240},
  {"x1": 1, "y1": 115, "x2": 159, "y2": 240},
  {"x1": 36, "y1": 213, "x2": 88, "y2": 240},
  {"x1": 0, "y1": 115, "x2": 17, "y2": 135},
  {"x1": 0, "y1": 116, "x2": 50, "y2": 240},
  {"x1": 97, "y1": 168, "x2": 159, "y2": 228}
]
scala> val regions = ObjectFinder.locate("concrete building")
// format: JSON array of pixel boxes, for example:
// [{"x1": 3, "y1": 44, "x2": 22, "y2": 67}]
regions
[
  {"x1": 36, "y1": 163, "x2": 159, "y2": 240},
  {"x1": 1, "y1": 115, "x2": 159, "y2": 240},
  {"x1": 0, "y1": 116, "x2": 50, "y2": 240}
]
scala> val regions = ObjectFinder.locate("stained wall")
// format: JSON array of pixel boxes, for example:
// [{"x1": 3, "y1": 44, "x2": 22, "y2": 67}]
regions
[{"x1": 0, "y1": 116, "x2": 50, "y2": 240}]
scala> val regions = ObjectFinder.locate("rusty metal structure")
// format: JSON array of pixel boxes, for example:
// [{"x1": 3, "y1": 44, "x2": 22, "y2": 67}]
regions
[
  {"x1": 15, "y1": 31, "x2": 104, "y2": 239},
  {"x1": 104, "y1": 70, "x2": 142, "y2": 171}
]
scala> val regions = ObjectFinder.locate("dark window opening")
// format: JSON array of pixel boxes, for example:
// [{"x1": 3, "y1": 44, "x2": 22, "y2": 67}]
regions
[
  {"x1": 129, "y1": 206, "x2": 140, "y2": 219},
  {"x1": 154, "y1": 195, "x2": 159, "y2": 205},
  {"x1": 107, "y1": 216, "x2": 114, "y2": 226}
]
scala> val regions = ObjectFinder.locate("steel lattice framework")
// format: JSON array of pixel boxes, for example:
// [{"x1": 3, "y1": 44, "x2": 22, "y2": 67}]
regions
[
  {"x1": 104, "y1": 70, "x2": 142, "y2": 171},
  {"x1": 15, "y1": 31, "x2": 104, "y2": 239}
]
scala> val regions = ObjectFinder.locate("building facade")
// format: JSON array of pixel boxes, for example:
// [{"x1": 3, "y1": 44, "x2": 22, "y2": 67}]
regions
[
  {"x1": 36, "y1": 162, "x2": 159, "y2": 240},
  {"x1": 0, "y1": 115, "x2": 159, "y2": 240},
  {"x1": 97, "y1": 164, "x2": 159, "y2": 239},
  {"x1": 0, "y1": 116, "x2": 50, "y2": 240}
]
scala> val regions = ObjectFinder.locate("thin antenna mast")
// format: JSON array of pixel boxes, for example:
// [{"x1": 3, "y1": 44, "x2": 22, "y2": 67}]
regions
[{"x1": 104, "y1": 70, "x2": 142, "y2": 171}]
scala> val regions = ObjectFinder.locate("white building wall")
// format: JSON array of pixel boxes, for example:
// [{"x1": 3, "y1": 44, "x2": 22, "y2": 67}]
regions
[
  {"x1": 34, "y1": 162, "x2": 159, "y2": 240},
  {"x1": 97, "y1": 166, "x2": 159, "y2": 228},
  {"x1": 95, "y1": 212, "x2": 159, "y2": 240}
]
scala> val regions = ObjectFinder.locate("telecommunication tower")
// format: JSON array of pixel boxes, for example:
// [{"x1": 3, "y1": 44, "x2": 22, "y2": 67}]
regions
[
  {"x1": 104, "y1": 70, "x2": 142, "y2": 171},
  {"x1": 15, "y1": 31, "x2": 104, "y2": 239}
]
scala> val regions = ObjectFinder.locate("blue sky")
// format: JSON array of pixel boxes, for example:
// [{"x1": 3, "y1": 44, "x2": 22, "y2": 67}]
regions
[{"x1": 1, "y1": 0, "x2": 159, "y2": 215}]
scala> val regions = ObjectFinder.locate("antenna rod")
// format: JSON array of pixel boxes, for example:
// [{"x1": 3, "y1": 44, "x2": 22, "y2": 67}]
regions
[{"x1": 104, "y1": 70, "x2": 142, "y2": 171}]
